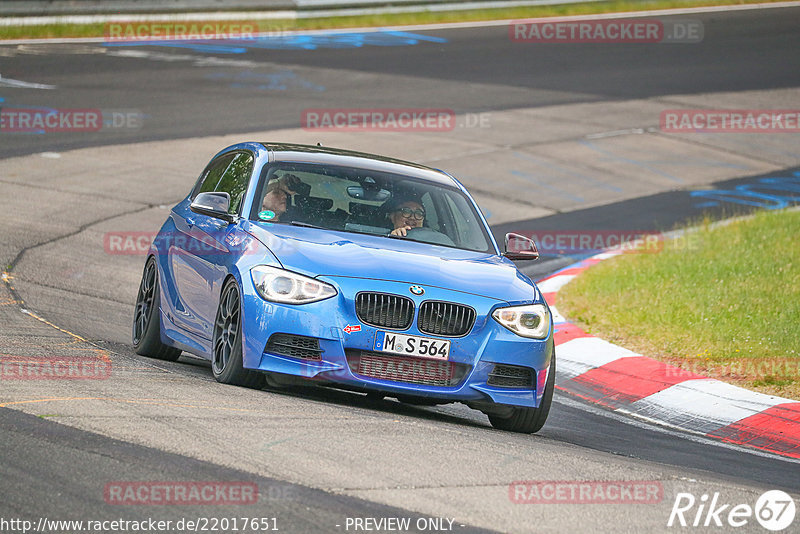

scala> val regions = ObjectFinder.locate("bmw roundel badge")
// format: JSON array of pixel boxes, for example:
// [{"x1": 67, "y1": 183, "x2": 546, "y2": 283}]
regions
[{"x1": 409, "y1": 285, "x2": 424, "y2": 296}]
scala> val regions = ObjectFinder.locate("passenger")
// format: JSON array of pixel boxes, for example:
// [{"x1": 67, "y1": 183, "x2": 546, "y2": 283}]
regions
[{"x1": 260, "y1": 174, "x2": 303, "y2": 221}]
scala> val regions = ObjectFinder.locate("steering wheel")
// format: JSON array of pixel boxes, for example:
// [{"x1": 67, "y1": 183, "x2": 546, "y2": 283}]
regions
[{"x1": 405, "y1": 227, "x2": 455, "y2": 246}]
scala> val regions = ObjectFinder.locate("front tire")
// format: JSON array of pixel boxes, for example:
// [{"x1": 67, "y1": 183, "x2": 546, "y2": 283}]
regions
[
  {"x1": 132, "y1": 257, "x2": 182, "y2": 361},
  {"x1": 487, "y1": 351, "x2": 555, "y2": 434},
  {"x1": 212, "y1": 278, "x2": 265, "y2": 389}
]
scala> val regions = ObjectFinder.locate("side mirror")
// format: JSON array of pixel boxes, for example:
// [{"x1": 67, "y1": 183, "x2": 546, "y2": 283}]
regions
[
  {"x1": 190, "y1": 192, "x2": 236, "y2": 223},
  {"x1": 502, "y1": 232, "x2": 539, "y2": 260}
]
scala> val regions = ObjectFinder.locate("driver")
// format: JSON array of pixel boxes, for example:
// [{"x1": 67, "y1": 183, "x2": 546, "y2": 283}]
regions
[
  {"x1": 388, "y1": 199, "x2": 425, "y2": 237},
  {"x1": 260, "y1": 174, "x2": 303, "y2": 221}
]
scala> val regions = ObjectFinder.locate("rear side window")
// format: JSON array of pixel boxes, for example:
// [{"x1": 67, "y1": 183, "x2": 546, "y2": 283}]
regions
[{"x1": 193, "y1": 152, "x2": 254, "y2": 214}]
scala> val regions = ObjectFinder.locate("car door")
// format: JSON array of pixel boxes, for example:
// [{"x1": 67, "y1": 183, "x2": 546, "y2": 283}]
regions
[{"x1": 169, "y1": 151, "x2": 254, "y2": 342}]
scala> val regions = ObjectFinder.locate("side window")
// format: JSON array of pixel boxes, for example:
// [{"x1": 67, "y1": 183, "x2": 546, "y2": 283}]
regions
[
  {"x1": 419, "y1": 193, "x2": 438, "y2": 231},
  {"x1": 195, "y1": 154, "x2": 235, "y2": 197},
  {"x1": 192, "y1": 152, "x2": 254, "y2": 215},
  {"x1": 443, "y1": 193, "x2": 489, "y2": 251},
  {"x1": 216, "y1": 152, "x2": 254, "y2": 214}
]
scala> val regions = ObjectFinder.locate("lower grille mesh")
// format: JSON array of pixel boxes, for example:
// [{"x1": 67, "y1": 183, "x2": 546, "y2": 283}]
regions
[
  {"x1": 346, "y1": 350, "x2": 469, "y2": 387},
  {"x1": 265, "y1": 333, "x2": 323, "y2": 361},
  {"x1": 487, "y1": 364, "x2": 533, "y2": 388}
]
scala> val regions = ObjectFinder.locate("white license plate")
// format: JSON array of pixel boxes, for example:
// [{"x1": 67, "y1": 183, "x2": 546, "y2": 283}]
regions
[{"x1": 374, "y1": 331, "x2": 450, "y2": 360}]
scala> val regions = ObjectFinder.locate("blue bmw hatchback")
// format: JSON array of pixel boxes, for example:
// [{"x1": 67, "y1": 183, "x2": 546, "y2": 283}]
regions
[{"x1": 133, "y1": 142, "x2": 555, "y2": 433}]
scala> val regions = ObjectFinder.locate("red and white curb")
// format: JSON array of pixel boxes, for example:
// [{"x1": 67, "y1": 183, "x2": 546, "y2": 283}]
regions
[{"x1": 538, "y1": 251, "x2": 800, "y2": 460}]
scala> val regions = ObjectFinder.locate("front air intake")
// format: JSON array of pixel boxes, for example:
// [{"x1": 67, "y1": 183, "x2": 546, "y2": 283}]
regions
[
  {"x1": 345, "y1": 350, "x2": 469, "y2": 387},
  {"x1": 487, "y1": 364, "x2": 534, "y2": 388},
  {"x1": 265, "y1": 333, "x2": 323, "y2": 361}
]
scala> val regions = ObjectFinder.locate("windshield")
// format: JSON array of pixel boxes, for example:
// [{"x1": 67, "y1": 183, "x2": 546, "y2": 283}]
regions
[{"x1": 250, "y1": 162, "x2": 494, "y2": 253}]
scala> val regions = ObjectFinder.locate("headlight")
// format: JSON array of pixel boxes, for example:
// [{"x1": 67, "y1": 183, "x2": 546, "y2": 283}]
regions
[
  {"x1": 251, "y1": 265, "x2": 337, "y2": 304},
  {"x1": 492, "y1": 304, "x2": 550, "y2": 339}
]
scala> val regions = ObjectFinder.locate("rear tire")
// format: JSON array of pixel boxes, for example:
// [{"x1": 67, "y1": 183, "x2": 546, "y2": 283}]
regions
[
  {"x1": 487, "y1": 351, "x2": 555, "y2": 434},
  {"x1": 211, "y1": 278, "x2": 265, "y2": 389},
  {"x1": 132, "y1": 257, "x2": 182, "y2": 361}
]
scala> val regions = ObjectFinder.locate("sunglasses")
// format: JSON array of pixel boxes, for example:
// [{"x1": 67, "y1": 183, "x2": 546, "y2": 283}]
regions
[
  {"x1": 266, "y1": 185, "x2": 293, "y2": 200},
  {"x1": 396, "y1": 207, "x2": 425, "y2": 220}
]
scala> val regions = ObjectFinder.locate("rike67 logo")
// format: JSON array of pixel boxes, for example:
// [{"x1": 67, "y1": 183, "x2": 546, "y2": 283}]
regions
[{"x1": 668, "y1": 490, "x2": 796, "y2": 531}]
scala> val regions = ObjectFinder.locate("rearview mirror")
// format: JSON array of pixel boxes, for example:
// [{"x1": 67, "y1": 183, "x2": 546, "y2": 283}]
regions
[
  {"x1": 502, "y1": 232, "x2": 539, "y2": 260},
  {"x1": 347, "y1": 185, "x2": 391, "y2": 202},
  {"x1": 190, "y1": 192, "x2": 236, "y2": 223}
]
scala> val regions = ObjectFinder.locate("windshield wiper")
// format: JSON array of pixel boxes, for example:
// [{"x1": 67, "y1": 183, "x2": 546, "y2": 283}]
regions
[{"x1": 290, "y1": 221, "x2": 326, "y2": 229}]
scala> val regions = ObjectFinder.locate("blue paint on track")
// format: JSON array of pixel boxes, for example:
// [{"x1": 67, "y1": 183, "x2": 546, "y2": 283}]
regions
[
  {"x1": 691, "y1": 174, "x2": 800, "y2": 210},
  {"x1": 103, "y1": 31, "x2": 447, "y2": 54}
]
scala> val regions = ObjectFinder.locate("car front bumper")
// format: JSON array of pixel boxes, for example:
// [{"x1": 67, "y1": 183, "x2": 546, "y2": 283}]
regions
[{"x1": 240, "y1": 276, "x2": 553, "y2": 408}]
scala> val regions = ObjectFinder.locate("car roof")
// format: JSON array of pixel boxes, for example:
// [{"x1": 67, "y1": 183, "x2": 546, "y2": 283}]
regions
[{"x1": 260, "y1": 143, "x2": 459, "y2": 188}]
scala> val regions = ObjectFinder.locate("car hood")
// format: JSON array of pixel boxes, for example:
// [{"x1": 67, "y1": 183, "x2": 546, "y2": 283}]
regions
[{"x1": 244, "y1": 222, "x2": 536, "y2": 303}]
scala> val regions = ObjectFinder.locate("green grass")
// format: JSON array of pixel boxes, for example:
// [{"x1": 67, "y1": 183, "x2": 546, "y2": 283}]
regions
[
  {"x1": 0, "y1": 0, "x2": 788, "y2": 40},
  {"x1": 558, "y1": 209, "x2": 800, "y2": 399}
]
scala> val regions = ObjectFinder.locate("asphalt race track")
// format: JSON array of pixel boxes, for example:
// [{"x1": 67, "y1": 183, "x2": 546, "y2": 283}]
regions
[
  {"x1": 1, "y1": 7, "x2": 800, "y2": 158},
  {"x1": 1, "y1": 5, "x2": 799, "y2": 533}
]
